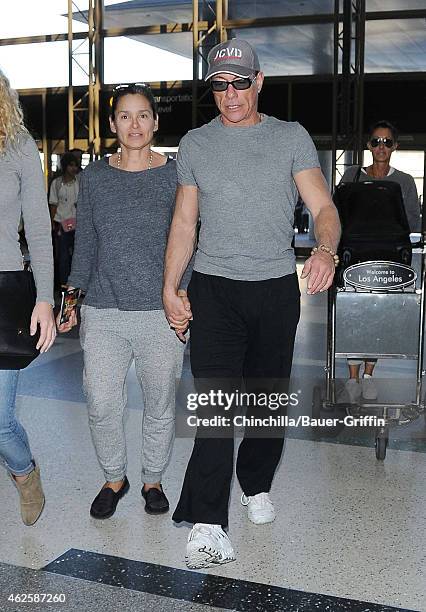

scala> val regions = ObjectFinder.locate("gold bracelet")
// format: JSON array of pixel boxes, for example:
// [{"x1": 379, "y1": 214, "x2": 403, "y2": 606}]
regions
[{"x1": 310, "y1": 244, "x2": 339, "y2": 267}]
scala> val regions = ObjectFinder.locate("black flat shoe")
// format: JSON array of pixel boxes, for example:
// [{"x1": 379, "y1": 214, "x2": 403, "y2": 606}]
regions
[
  {"x1": 141, "y1": 485, "x2": 169, "y2": 514},
  {"x1": 90, "y1": 477, "x2": 130, "y2": 519}
]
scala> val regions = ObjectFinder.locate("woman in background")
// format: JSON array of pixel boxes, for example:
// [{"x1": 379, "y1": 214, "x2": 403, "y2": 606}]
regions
[
  {"x1": 0, "y1": 68, "x2": 56, "y2": 525},
  {"x1": 341, "y1": 120, "x2": 420, "y2": 402}
]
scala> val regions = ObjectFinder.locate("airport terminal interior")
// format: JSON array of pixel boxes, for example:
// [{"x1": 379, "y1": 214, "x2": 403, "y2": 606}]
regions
[{"x1": 0, "y1": 1, "x2": 426, "y2": 611}]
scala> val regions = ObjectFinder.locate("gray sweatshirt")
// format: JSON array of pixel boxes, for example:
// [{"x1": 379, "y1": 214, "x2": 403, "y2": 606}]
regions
[
  {"x1": 68, "y1": 157, "x2": 191, "y2": 310},
  {"x1": 341, "y1": 165, "x2": 420, "y2": 232},
  {"x1": 0, "y1": 133, "x2": 53, "y2": 304}
]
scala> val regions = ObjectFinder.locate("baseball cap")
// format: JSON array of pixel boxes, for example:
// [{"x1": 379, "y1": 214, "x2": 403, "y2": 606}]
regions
[{"x1": 205, "y1": 39, "x2": 260, "y2": 80}]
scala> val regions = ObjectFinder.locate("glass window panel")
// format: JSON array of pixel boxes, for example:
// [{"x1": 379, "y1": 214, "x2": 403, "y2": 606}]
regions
[
  {"x1": 103, "y1": 0, "x2": 193, "y2": 27},
  {"x1": 0, "y1": 0, "x2": 88, "y2": 38},
  {"x1": 227, "y1": 0, "x2": 334, "y2": 20},
  {"x1": 230, "y1": 25, "x2": 334, "y2": 76},
  {"x1": 81, "y1": 153, "x2": 92, "y2": 169},
  {"x1": 365, "y1": 19, "x2": 426, "y2": 72},
  {"x1": 52, "y1": 154, "x2": 60, "y2": 173},
  {"x1": 103, "y1": 34, "x2": 192, "y2": 83},
  {"x1": 0, "y1": 41, "x2": 88, "y2": 89},
  {"x1": 367, "y1": 0, "x2": 426, "y2": 10},
  {"x1": 71, "y1": 39, "x2": 91, "y2": 85}
]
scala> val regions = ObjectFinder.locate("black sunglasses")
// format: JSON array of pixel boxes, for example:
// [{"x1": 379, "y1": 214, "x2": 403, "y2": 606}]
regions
[
  {"x1": 370, "y1": 137, "x2": 394, "y2": 148},
  {"x1": 210, "y1": 76, "x2": 256, "y2": 92},
  {"x1": 112, "y1": 82, "x2": 150, "y2": 94}
]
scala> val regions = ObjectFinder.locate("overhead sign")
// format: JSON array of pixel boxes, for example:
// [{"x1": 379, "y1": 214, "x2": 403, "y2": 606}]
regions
[{"x1": 343, "y1": 261, "x2": 417, "y2": 290}]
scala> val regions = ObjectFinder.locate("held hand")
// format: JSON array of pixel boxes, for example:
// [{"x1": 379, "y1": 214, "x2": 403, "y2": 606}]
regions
[
  {"x1": 174, "y1": 289, "x2": 192, "y2": 342},
  {"x1": 163, "y1": 289, "x2": 192, "y2": 325},
  {"x1": 30, "y1": 302, "x2": 56, "y2": 353},
  {"x1": 56, "y1": 308, "x2": 78, "y2": 333},
  {"x1": 163, "y1": 289, "x2": 192, "y2": 343},
  {"x1": 177, "y1": 289, "x2": 192, "y2": 317},
  {"x1": 173, "y1": 323, "x2": 189, "y2": 343},
  {"x1": 300, "y1": 251, "x2": 336, "y2": 294}
]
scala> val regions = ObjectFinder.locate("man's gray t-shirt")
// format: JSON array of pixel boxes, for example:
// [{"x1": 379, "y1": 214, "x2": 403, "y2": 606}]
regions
[{"x1": 177, "y1": 115, "x2": 320, "y2": 281}]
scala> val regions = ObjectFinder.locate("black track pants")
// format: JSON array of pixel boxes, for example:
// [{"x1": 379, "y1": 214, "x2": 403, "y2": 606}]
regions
[{"x1": 172, "y1": 271, "x2": 300, "y2": 527}]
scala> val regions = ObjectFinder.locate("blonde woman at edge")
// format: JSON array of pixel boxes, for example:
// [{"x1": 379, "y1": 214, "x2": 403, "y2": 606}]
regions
[{"x1": 0, "y1": 69, "x2": 56, "y2": 525}]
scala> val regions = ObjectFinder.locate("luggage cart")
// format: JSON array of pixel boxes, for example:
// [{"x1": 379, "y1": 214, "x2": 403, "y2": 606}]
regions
[
  {"x1": 312, "y1": 178, "x2": 425, "y2": 460},
  {"x1": 312, "y1": 252, "x2": 426, "y2": 460}
]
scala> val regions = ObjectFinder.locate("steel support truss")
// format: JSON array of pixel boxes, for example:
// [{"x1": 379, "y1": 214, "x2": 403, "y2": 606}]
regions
[
  {"x1": 331, "y1": 0, "x2": 366, "y2": 189},
  {"x1": 67, "y1": 0, "x2": 103, "y2": 158},
  {"x1": 192, "y1": 0, "x2": 228, "y2": 128}
]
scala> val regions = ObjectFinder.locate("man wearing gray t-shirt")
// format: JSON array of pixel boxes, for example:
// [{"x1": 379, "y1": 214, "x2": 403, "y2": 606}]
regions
[{"x1": 163, "y1": 39, "x2": 341, "y2": 569}]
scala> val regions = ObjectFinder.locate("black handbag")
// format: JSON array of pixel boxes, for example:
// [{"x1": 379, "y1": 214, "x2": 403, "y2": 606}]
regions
[{"x1": 0, "y1": 270, "x2": 40, "y2": 370}]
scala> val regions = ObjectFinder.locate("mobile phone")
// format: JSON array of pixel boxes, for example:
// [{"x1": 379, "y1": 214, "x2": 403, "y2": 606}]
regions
[{"x1": 59, "y1": 288, "x2": 80, "y2": 325}]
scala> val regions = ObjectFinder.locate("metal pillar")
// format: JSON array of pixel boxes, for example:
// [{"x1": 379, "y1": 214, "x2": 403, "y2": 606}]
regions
[
  {"x1": 191, "y1": 0, "x2": 199, "y2": 128},
  {"x1": 67, "y1": 0, "x2": 75, "y2": 150},
  {"x1": 354, "y1": 0, "x2": 365, "y2": 166},
  {"x1": 67, "y1": 0, "x2": 103, "y2": 158},
  {"x1": 423, "y1": 151, "x2": 426, "y2": 241},
  {"x1": 331, "y1": 0, "x2": 366, "y2": 189},
  {"x1": 191, "y1": 0, "x2": 228, "y2": 129},
  {"x1": 88, "y1": 0, "x2": 103, "y2": 157}
]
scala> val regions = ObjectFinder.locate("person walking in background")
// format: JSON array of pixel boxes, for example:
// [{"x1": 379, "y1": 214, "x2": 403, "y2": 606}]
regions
[
  {"x1": 340, "y1": 120, "x2": 420, "y2": 402},
  {"x1": 0, "y1": 68, "x2": 56, "y2": 525},
  {"x1": 69, "y1": 148, "x2": 83, "y2": 171},
  {"x1": 58, "y1": 84, "x2": 190, "y2": 520},
  {"x1": 49, "y1": 152, "x2": 80, "y2": 287}
]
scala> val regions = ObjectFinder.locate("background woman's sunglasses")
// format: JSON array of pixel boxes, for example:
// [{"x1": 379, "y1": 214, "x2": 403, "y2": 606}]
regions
[
  {"x1": 370, "y1": 137, "x2": 394, "y2": 148},
  {"x1": 210, "y1": 76, "x2": 256, "y2": 92}
]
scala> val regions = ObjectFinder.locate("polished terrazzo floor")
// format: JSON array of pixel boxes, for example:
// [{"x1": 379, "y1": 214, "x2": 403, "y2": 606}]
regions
[{"x1": 0, "y1": 264, "x2": 425, "y2": 612}]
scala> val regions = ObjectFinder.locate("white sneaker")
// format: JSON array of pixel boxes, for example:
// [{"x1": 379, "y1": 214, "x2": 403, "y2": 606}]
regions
[
  {"x1": 241, "y1": 492, "x2": 275, "y2": 525},
  {"x1": 344, "y1": 378, "x2": 361, "y2": 404},
  {"x1": 362, "y1": 375, "x2": 378, "y2": 400},
  {"x1": 185, "y1": 523, "x2": 236, "y2": 569}
]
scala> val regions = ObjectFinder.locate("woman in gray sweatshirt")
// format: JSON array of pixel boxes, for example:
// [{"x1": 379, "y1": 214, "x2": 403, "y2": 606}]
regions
[
  {"x1": 340, "y1": 120, "x2": 421, "y2": 403},
  {"x1": 58, "y1": 84, "x2": 191, "y2": 519},
  {"x1": 0, "y1": 69, "x2": 56, "y2": 525}
]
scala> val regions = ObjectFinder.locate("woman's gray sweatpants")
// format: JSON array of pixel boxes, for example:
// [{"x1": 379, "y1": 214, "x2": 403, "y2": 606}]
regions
[{"x1": 80, "y1": 306, "x2": 185, "y2": 484}]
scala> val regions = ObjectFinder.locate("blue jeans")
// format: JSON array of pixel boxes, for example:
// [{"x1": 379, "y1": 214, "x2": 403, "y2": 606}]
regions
[
  {"x1": 0, "y1": 370, "x2": 33, "y2": 475},
  {"x1": 57, "y1": 229, "x2": 75, "y2": 285}
]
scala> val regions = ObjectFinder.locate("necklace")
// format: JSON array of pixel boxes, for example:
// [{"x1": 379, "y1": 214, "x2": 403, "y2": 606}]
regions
[{"x1": 117, "y1": 148, "x2": 153, "y2": 171}]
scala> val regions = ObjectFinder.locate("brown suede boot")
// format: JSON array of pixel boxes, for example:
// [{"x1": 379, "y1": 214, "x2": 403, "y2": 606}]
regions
[{"x1": 12, "y1": 465, "x2": 45, "y2": 526}]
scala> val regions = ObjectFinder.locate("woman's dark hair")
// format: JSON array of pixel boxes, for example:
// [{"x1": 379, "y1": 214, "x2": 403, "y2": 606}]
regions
[
  {"x1": 368, "y1": 120, "x2": 398, "y2": 142},
  {"x1": 60, "y1": 152, "x2": 78, "y2": 174},
  {"x1": 109, "y1": 83, "x2": 158, "y2": 120}
]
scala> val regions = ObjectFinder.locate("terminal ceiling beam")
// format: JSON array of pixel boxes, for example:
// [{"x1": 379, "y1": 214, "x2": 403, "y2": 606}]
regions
[{"x1": 1, "y1": 8, "x2": 425, "y2": 47}]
